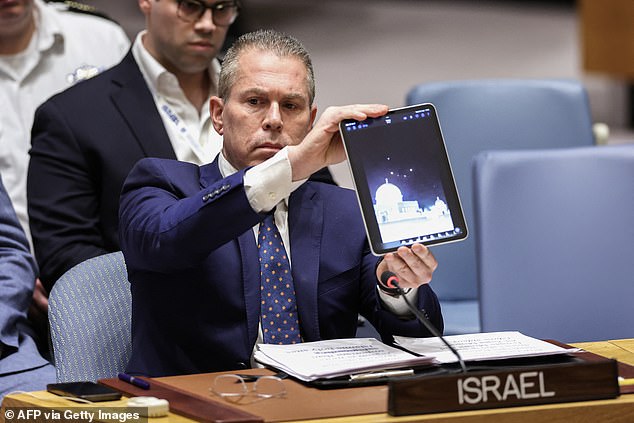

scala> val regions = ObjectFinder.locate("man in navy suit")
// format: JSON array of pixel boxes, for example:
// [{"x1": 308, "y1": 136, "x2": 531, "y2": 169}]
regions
[
  {"x1": 120, "y1": 29, "x2": 443, "y2": 377},
  {"x1": 27, "y1": 0, "x2": 334, "y2": 295}
]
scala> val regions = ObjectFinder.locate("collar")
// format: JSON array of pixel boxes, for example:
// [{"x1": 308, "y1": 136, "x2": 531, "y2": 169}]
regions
[
  {"x1": 218, "y1": 151, "x2": 236, "y2": 179},
  {"x1": 34, "y1": 0, "x2": 64, "y2": 54},
  {"x1": 131, "y1": 30, "x2": 220, "y2": 99}
]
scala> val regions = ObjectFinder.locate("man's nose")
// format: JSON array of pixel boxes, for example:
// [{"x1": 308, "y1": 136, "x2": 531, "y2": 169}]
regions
[
  {"x1": 263, "y1": 103, "x2": 283, "y2": 131},
  {"x1": 195, "y1": 8, "x2": 218, "y2": 31}
]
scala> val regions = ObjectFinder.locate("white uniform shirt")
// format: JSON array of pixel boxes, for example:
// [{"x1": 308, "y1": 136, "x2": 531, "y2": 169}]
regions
[
  {"x1": 132, "y1": 32, "x2": 223, "y2": 166},
  {"x1": 0, "y1": 0, "x2": 129, "y2": 244}
]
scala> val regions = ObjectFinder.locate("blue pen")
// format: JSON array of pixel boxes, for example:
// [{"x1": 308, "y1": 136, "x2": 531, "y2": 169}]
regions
[{"x1": 118, "y1": 372, "x2": 150, "y2": 390}]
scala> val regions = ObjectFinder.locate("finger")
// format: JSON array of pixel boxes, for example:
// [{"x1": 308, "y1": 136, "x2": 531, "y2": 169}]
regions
[
  {"x1": 342, "y1": 104, "x2": 389, "y2": 122},
  {"x1": 320, "y1": 104, "x2": 388, "y2": 129},
  {"x1": 398, "y1": 244, "x2": 437, "y2": 285},
  {"x1": 384, "y1": 252, "x2": 412, "y2": 285},
  {"x1": 391, "y1": 245, "x2": 435, "y2": 287},
  {"x1": 410, "y1": 243, "x2": 438, "y2": 272},
  {"x1": 32, "y1": 280, "x2": 50, "y2": 310},
  {"x1": 396, "y1": 247, "x2": 427, "y2": 286}
]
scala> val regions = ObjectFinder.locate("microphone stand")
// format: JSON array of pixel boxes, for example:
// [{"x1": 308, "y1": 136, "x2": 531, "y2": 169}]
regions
[{"x1": 384, "y1": 272, "x2": 468, "y2": 373}]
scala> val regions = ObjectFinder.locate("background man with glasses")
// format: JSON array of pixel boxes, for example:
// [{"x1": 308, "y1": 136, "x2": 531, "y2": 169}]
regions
[
  {"x1": 26, "y1": 0, "x2": 241, "y2": 294},
  {"x1": 119, "y1": 29, "x2": 442, "y2": 377}
]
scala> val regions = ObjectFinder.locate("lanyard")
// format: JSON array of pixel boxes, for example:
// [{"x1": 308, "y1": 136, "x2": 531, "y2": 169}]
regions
[{"x1": 156, "y1": 95, "x2": 209, "y2": 163}]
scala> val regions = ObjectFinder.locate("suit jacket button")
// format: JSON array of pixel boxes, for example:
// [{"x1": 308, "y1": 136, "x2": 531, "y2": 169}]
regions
[{"x1": 236, "y1": 362, "x2": 247, "y2": 369}]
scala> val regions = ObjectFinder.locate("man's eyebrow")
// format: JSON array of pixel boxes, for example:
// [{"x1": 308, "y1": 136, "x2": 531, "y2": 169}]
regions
[
  {"x1": 240, "y1": 88, "x2": 267, "y2": 97},
  {"x1": 239, "y1": 88, "x2": 308, "y2": 102},
  {"x1": 282, "y1": 92, "x2": 308, "y2": 102}
]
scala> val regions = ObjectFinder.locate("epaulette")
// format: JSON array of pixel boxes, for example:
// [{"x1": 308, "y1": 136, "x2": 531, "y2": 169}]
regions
[{"x1": 44, "y1": 0, "x2": 119, "y2": 24}]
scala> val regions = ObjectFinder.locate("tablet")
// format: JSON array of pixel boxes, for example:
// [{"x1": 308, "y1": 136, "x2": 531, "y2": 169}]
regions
[{"x1": 339, "y1": 103, "x2": 467, "y2": 255}]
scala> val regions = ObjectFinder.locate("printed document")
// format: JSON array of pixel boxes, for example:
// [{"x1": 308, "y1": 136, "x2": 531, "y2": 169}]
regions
[
  {"x1": 394, "y1": 331, "x2": 580, "y2": 364},
  {"x1": 254, "y1": 338, "x2": 434, "y2": 382}
]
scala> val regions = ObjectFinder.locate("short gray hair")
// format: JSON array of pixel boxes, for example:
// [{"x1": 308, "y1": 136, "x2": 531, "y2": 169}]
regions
[{"x1": 218, "y1": 29, "x2": 315, "y2": 105}]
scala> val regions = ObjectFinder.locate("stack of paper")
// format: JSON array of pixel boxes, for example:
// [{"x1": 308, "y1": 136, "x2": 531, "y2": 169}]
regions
[
  {"x1": 254, "y1": 338, "x2": 435, "y2": 382},
  {"x1": 394, "y1": 331, "x2": 580, "y2": 364},
  {"x1": 254, "y1": 332, "x2": 580, "y2": 382}
]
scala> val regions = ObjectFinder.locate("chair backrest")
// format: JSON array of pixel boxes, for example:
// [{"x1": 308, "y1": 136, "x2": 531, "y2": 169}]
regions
[
  {"x1": 473, "y1": 145, "x2": 634, "y2": 342},
  {"x1": 48, "y1": 251, "x2": 131, "y2": 382},
  {"x1": 405, "y1": 79, "x2": 595, "y2": 301}
]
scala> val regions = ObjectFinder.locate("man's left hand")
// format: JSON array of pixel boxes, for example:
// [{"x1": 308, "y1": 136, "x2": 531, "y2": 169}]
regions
[{"x1": 376, "y1": 243, "x2": 438, "y2": 289}]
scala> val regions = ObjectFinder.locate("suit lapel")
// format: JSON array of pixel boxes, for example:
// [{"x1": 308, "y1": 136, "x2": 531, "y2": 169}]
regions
[
  {"x1": 288, "y1": 183, "x2": 323, "y2": 341},
  {"x1": 201, "y1": 160, "x2": 262, "y2": 346},
  {"x1": 238, "y1": 231, "x2": 261, "y2": 348},
  {"x1": 109, "y1": 53, "x2": 176, "y2": 160}
]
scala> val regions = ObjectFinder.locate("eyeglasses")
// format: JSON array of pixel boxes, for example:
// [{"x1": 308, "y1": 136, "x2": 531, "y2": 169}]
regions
[
  {"x1": 176, "y1": 0, "x2": 239, "y2": 26},
  {"x1": 210, "y1": 374, "x2": 286, "y2": 404}
]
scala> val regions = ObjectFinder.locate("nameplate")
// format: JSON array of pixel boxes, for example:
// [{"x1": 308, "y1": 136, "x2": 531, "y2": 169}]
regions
[{"x1": 388, "y1": 359, "x2": 619, "y2": 415}]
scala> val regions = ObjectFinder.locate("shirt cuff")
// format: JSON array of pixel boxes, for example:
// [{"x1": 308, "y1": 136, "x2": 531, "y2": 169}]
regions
[
  {"x1": 378, "y1": 286, "x2": 420, "y2": 316},
  {"x1": 243, "y1": 148, "x2": 306, "y2": 212}
]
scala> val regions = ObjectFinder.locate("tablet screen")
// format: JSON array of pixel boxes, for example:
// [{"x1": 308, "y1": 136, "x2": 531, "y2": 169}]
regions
[{"x1": 339, "y1": 103, "x2": 467, "y2": 255}]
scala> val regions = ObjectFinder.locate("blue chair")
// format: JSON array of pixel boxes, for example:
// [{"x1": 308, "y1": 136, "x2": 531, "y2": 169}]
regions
[
  {"x1": 48, "y1": 251, "x2": 131, "y2": 382},
  {"x1": 405, "y1": 79, "x2": 595, "y2": 334},
  {"x1": 473, "y1": 145, "x2": 634, "y2": 342}
]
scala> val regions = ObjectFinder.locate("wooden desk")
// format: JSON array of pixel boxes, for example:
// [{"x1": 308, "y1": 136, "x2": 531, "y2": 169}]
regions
[
  {"x1": 572, "y1": 339, "x2": 634, "y2": 366},
  {"x1": 3, "y1": 339, "x2": 634, "y2": 423}
]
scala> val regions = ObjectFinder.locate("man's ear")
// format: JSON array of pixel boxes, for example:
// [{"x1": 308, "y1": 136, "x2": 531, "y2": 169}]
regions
[
  {"x1": 138, "y1": 0, "x2": 151, "y2": 15},
  {"x1": 309, "y1": 104, "x2": 318, "y2": 128},
  {"x1": 210, "y1": 96, "x2": 225, "y2": 135}
]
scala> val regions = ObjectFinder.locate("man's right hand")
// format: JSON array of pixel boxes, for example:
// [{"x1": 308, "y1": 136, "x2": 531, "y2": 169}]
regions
[{"x1": 287, "y1": 104, "x2": 388, "y2": 181}]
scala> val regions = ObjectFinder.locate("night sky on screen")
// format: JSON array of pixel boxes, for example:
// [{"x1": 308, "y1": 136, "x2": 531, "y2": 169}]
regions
[{"x1": 345, "y1": 114, "x2": 447, "y2": 208}]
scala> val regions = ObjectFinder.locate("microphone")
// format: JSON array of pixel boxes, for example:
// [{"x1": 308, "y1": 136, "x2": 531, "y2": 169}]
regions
[{"x1": 380, "y1": 271, "x2": 467, "y2": 373}]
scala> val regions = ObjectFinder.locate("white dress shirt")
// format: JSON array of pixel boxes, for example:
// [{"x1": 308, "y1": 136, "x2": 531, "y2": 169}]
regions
[
  {"x1": 0, "y1": 0, "x2": 129, "y2": 245},
  {"x1": 132, "y1": 32, "x2": 223, "y2": 166}
]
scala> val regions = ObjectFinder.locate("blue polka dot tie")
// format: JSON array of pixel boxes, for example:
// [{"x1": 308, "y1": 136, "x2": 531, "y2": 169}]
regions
[{"x1": 258, "y1": 214, "x2": 301, "y2": 344}]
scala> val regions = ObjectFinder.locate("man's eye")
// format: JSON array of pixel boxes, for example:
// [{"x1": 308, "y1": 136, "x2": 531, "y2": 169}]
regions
[
  {"x1": 247, "y1": 98, "x2": 260, "y2": 105},
  {"x1": 283, "y1": 103, "x2": 298, "y2": 110},
  {"x1": 181, "y1": 0, "x2": 202, "y2": 14}
]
